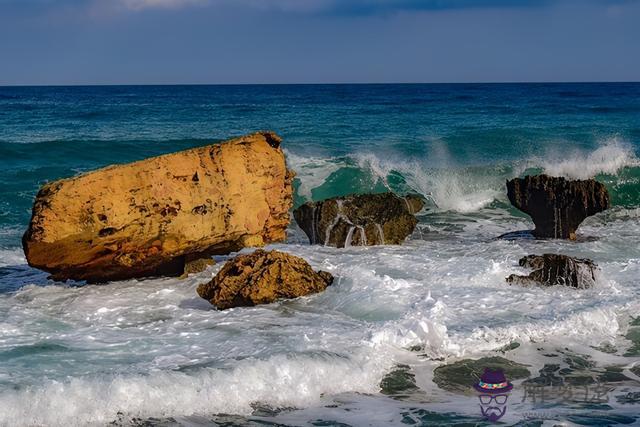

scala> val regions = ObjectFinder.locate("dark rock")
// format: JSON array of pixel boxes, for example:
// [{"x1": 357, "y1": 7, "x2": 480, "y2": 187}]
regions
[
  {"x1": 379, "y1": 364, "x2": 421, "y2": 398},
  {"x1": 624, "y1": 322, "x2": 640, "y2": 357},
  {"x1": 525, "y1": 357, "x2": 633, "y2": 387},
  {"x1": 506, "y1": 174, "x2": 609, "y2": 239},
  {"x1": 507, "y1": 254, "x2": 597, "y2": 289},
  {"x1": 197, "y1": 250, "x2": 333, "y2": 310},
  {"x1": 293, "y1": 193, "x2": 424, "y2": 247},
  {"x1": 432, "y1": 356, "x2": 530, "y2": 394}
]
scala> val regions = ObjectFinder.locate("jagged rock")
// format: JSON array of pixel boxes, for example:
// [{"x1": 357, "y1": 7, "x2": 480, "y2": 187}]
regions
[
  {"x1": 196, "y1": 250, "x2": 333, "y2": 309},
  {"x1": 23, "y1": 132, "x2": 294, "y2": 282},
  {"x1": 293, "y1": 193, "x2": 424, "y2": 247},
  {"x1": 506, "y1": 254, "x2": 597, "y2": 289},
  {"x1": 506, "y1": 174, "x2": 609, "y2": 239}
]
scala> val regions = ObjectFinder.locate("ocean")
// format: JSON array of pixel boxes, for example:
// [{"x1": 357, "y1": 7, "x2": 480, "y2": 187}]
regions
[{"x1": 0, "y1": 83, "x2": 639, "y2": 426}]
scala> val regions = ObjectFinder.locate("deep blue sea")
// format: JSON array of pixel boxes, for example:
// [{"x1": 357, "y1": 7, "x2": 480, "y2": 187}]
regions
[{"x1": 0, "y1": 83, "x2": 639, "y2": 426}]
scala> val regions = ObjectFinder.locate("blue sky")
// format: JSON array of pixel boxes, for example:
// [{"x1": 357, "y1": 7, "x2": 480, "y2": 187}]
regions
[{"x1": 0, "y1": 0, "x2": 638, "y2": 84}]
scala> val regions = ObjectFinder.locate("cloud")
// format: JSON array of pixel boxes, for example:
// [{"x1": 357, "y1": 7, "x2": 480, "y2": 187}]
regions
[
  {"x1": 0, "y1": 0, "x2": 632, "y2": 16},
  {"x1": 119, "y1": 0, "x2": 206, "y2": 10}
]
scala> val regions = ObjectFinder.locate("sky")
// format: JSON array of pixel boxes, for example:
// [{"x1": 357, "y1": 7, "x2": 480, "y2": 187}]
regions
[{"x1": 0, "y1": 0, "x2": 638, "y2": 85}]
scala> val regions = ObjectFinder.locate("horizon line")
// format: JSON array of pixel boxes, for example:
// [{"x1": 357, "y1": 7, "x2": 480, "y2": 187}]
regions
[{"x1": 1, "y1": 80, "x2": 639, "y2": 88}]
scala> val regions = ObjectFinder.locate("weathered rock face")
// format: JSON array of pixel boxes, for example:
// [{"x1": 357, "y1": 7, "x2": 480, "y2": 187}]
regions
[
  {"x1": 507, "y1": 254, "x2": 597, "y2": 289},
  {"x1": 506, "y1": 174, "x2": 609, "y2": 239},
  {"x1": 23, "y1": 131, "x2": 294, "y2": 282},
  {"x1": 197, "y1": 250, "x2": 333, "y2": 309},
  {"x1": 293, "y1": 193, "x2": 424, "y2": 247}
]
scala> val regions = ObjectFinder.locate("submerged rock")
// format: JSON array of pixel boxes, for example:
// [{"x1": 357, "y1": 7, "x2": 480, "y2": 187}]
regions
[
  {"x1": 379, "y1": 364, "x2": 421, "y2": 399},
  {"x1": 197, "y1": 250, "x2": 333, "y2": 310},
  {"x1": 506, "y1": 254, "x2": 597, "y2": 289},
  {"x1": 525, "y1": 350, "x2": 634, "y2": 387},
  {"x1": 293, "y1": 192, "x2": 424, "y2": 247},
  {"x1": 506, "y1": 174, "x2": 609, "y2": 239},
  {"x1": 432, "y1": 356, "x2": 530, "y2": 394},
  {"x1": 23, "y1": 131, "x2": 294, "y2": 282}
]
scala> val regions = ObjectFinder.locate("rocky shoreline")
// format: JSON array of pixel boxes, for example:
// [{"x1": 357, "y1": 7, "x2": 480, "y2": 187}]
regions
[{"x1": 22, "y1": 131, "x2": 613, "y2": 327}]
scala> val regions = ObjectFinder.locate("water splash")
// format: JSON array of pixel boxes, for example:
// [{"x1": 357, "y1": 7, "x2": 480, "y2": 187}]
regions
[{"x1": 535, "y1": 138, "x2": 639, "y2": 179}]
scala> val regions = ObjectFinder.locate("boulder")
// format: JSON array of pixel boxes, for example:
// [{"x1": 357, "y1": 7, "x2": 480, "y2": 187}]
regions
[
  {"x1": 293, "y1": 193, "x2": 424, "y2": 247},
  {"x1": 506, "y1": 254, "x2": 597, "y2": 289},
  {"x1": 197, "y1": 250, "x2": 333, "y2": 309},
  {"x1": 506, "y1": 174, "x2": 609, "y2": 239},
  {"x1": 23, "y1": 131, "x2": 294, "y2": 282}
]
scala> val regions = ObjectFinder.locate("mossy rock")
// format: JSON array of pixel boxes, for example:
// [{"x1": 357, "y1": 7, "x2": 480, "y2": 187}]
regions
[
  {"x1": 498, "y1": 341, "x2": 521, "y2": 353},
  {"x1": 598, "y1": 366, "x2": 632, "y2": 383},
  {"x1": 526, "y1": 362, "x2": 632, "y2": 387},
  {"x1": 380, "y1": 364, "x2": 420, "y2": 397},
  {"x1": 564, "y1": 352, "x2": 595, "y2": 371},
  {"x1": 624, "y1": 326, "x2": 640, "y2": 356},
  {"x1": 592, "y1": 342, "x2": 617, "y2": 354},
  {"x1": 432, "y1": 356, "x2": 530, "y2": 394}
]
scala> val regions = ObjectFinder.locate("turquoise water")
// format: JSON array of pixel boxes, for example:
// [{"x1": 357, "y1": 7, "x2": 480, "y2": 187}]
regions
[{"x1": 0, "y1": 83, "x2": 639, "y2": 426}]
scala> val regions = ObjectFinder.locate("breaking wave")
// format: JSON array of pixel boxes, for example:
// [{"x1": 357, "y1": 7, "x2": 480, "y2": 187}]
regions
[{"x1": 288, "y1": 139, "x2": 640, "y2": 211}]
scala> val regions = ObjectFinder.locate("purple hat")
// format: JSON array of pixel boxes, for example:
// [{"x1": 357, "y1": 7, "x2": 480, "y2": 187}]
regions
[{"x1": 474, "y1": 368, "x2": 513, "y2": 394}]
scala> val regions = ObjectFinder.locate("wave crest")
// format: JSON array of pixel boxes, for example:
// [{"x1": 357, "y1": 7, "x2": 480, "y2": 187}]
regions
[
  {"x1": 287, "y1": 138, "x2": 640, "y2": 212},
  {"x1": 536, "y1": 138, "x2": 639, "y2": 180}
]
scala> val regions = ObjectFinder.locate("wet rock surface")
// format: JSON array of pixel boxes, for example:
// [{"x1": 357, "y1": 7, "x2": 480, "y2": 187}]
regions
[
  {"x1": 624, "y1": 317, "x2": 640, "y2": 357},
  {"x1": 432, "y1": 356, "x2": 530, "y2": 394},
  {"x1": 293, "y1": 192, "x2": 424, "y2": 247},
  {"x1": 506, "y1": 174, "x2": 609, "y2": 239},
  {"x1": 23, "y1": 131, "x2": 294, "y2": 282},
  {"x1": 197, "y1": 250, "x2": 333, "y2": 310},
  {"x1": 379, "y1": 364, "x2": 422, "y2": 399},
  {"x1": 507, "y1": 254, "x2": 598, "y2": 289},
  {"x1": 525, "y1": 351, "x2": 635, "y2": 387}
]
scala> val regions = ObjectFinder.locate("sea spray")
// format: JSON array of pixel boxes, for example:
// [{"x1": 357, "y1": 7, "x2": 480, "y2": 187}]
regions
[{"x1": 286, "y1": 140, "x2": 640, "y2": 211}]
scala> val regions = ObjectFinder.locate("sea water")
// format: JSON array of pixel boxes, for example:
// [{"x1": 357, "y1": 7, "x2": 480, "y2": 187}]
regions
[{"x1": 0, "y1": 83, "x2": 639, "y2": 426}]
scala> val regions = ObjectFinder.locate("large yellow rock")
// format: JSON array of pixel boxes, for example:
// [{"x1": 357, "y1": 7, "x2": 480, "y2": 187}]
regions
[{"x1": 23, "y1": 131, "x2": 294, "y2": 282}]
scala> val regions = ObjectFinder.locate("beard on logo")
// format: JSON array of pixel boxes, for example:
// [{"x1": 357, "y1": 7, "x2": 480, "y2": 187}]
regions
[{"x1": 480, "y1": 405, "x2": 507, "y2": 422}]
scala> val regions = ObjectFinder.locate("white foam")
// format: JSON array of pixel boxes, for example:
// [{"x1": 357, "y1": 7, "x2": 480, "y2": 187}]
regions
[
  {"x1": 353, "y1": 152, "x2": 501, "y2": 213},
  {"x1": 284, "y1": 150, "x2": 342, "y2": 200},
  {"x1": 0, "y1": 194, "x2": 639, "y2": 425},
  {"x1": 0, "y1": 350, "x2": 390, "y2": 426},
  {"x1": 0, "y1": 248, "x2": 25, "y2": 267},
  {"x1": 537, "y1": 138, "x2": 639, "y2": 179}
]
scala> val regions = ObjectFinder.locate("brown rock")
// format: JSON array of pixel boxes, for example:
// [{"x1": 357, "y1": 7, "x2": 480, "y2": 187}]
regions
[
  {"x1": 197, "y1": 250, "x2": 333, "y2": 309},
  {"x1": 293, "y1": 193, "x2": 424, "y2": 247},
  {"x1": 23, "y1": 131, "x2": 294, "y2": 282},
  {"x1": 180, "y1": 255, "x2": 216, "y2": 278},
  {"x1": 506, "y1": 174, "x2": 609, "y2": 239},
  {"x1": 507, "y1": 254, "x2": 597, "y2": 289}
]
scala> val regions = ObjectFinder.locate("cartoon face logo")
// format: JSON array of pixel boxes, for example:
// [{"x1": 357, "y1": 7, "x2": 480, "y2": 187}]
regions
[{"x1": 474, "y1": 368, "x2": 512, "y2": 422}]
